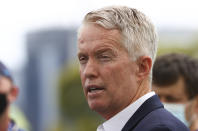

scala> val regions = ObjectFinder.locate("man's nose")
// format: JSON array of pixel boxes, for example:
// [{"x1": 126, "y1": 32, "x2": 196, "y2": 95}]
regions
[{"x1": 83, "y1": 60, "x2": 98, "y2": 79}]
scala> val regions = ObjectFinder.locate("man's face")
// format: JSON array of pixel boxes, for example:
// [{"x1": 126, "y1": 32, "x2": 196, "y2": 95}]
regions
[
  {"x1": 0, "y1": 76, "x2": 18, "y2": 106},
  {"x1": 0, "y1": 77, "x2": 12, "y2": 94},
  {"x1": 78, "y1": 24, "x2": 139, "y2": 119},
  {"x1": 0, "y1": 76, "x2": 12, "y2": 115},
  {"x1": 152, "y1": 77, "x2": 188, "y2": 103}
]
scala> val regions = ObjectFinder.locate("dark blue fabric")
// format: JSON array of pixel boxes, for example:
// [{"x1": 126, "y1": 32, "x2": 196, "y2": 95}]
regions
[
  {"x1": 122, "y1": 95, "x2": 189, "y2": 131},
  {"x1": 0, "y1": 61, "x2": 13, "y2": 81}
]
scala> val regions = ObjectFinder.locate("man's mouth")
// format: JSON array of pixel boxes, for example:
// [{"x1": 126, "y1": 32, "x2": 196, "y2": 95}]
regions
[
  {"x1": 88, "y1": 87, "x2": 104, "y2": 93},
  {"x1": 86, "y1": 85, "x2": 105, "y2": 93}
]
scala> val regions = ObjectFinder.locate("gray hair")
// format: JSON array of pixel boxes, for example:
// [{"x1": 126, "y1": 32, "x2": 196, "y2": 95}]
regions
[{"x1": 78, "y1": 6, "x2": 158, "y2": 80}]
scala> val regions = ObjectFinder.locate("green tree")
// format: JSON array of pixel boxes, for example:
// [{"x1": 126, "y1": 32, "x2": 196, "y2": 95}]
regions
[{"x1": 55, "y1": 64, "x2": 103, "y2": 131}]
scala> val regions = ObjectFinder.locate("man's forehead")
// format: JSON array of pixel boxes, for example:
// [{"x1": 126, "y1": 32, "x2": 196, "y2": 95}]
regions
[
  {"x1": 78, "y1": 24, "x2": 121, "y2": 41},
  {"x1": 153, "y1": 78, "x2": 188, "y2": 97},
  {"x1": 0, "y1": 76, "x2": 11, "y2": 84},
  {"x1": 0, "y1": 76, "x2": 12, "y2": 91}
]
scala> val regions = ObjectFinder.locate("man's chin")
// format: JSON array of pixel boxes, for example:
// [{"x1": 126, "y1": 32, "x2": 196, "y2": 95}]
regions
[{"x1": 88, "y1": 101, "x2": 106, "y2": 112}]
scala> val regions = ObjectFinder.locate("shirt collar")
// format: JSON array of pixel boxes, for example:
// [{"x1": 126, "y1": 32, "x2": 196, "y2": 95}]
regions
[{"x1": 97, "y1": 91, "x2": 155, "y2": 131}]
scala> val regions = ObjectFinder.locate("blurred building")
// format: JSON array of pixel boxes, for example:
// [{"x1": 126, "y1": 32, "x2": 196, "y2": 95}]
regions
[{"x1": 24, "y1": 28, "x2": 77, "y2": 131}]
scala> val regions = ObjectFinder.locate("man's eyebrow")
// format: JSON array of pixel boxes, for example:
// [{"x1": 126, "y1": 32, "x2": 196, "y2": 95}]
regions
[
  {"x1": 95, "y1": 48, "x2": 114, "y2": 54},
  {"x1": 77, "y1": 52, "x2": 86, "y2": 57}
]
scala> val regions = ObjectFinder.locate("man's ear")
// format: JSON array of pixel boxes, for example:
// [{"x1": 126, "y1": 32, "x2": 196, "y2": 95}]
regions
[
  {"x1": 136, "y1": 56, "x2": 152, "y2": 80},
  {"x1": 192, "y1": 96, "x2": 198, "y2": 113},
  {"x1": 8, "y1": 85, "x2": 19, "y2": 103}
]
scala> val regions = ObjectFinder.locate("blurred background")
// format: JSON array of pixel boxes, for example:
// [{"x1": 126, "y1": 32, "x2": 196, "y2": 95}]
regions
[{"x1": 0, "y1": 0, "x2": 198, "y2": 131}]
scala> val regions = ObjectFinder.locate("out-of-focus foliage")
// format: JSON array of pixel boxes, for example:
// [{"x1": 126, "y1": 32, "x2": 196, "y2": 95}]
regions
[
  {"x1": 53, "y1": 63, "x2": 103, "y2": 131},
  {"x1": 157, "y1": 42, "x2": 198, "y2": 58}
]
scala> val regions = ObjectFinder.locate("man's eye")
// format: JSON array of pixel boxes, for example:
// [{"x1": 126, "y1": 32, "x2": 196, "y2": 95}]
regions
[
  {"x1": 98, "y1": 55, "x2": 111, "y2": 61},
  {"x1": 78, "y1": 56, "x2": 88, "y2": 64},
  {"x1": 166, "y1": 96, "x2": 179, "y2": 103}
]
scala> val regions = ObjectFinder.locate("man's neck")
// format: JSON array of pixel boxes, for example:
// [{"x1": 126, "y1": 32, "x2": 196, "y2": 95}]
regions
[
  {"x1": 129, "y1": 79, "x2": 151, "y2": 105},
  {"x1": 0, "y1": 110, "x2": 10, "y2": 131}
]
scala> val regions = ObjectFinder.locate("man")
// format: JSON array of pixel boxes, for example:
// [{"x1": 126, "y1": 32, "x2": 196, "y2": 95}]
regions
[
  {"x1": 77, "y1": 6, "x2": 189, "y2": 131},
  {"x1": 0, "y1": 61, "x2": 24, "y2": 131},
  {"x1": 152, "y1": 53, "x2": 198, "y2": 131}
]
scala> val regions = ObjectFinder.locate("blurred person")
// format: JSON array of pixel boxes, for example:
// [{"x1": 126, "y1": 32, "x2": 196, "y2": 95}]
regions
[
  {"x1": 0, "y1": 61, "x2": 24, "y2": 131},
  {"x1": 152, "y1": 53, "x2": 198, "y2": 131},
  {"x1": 77, "y1": 6, "x2": 189, "y2": 131}
]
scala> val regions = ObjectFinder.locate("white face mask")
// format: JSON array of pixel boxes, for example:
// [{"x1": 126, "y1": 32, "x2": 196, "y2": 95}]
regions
[{"x1": 163, "y1": 103, "x2": 189, "y2": 127}]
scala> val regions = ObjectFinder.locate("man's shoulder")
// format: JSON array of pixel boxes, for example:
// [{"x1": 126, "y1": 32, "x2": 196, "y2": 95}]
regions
[
  {"x1": 122, "y1": 95, "x2": 189, "y2": 131},
  {"x1": 134, "y1": 108, "x2": 189, "y2": 131}
]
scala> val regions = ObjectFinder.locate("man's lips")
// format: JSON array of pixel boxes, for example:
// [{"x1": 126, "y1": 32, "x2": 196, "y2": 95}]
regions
[{"x1": 86, "y1": 85, "x2": 105, "y2": 93}]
